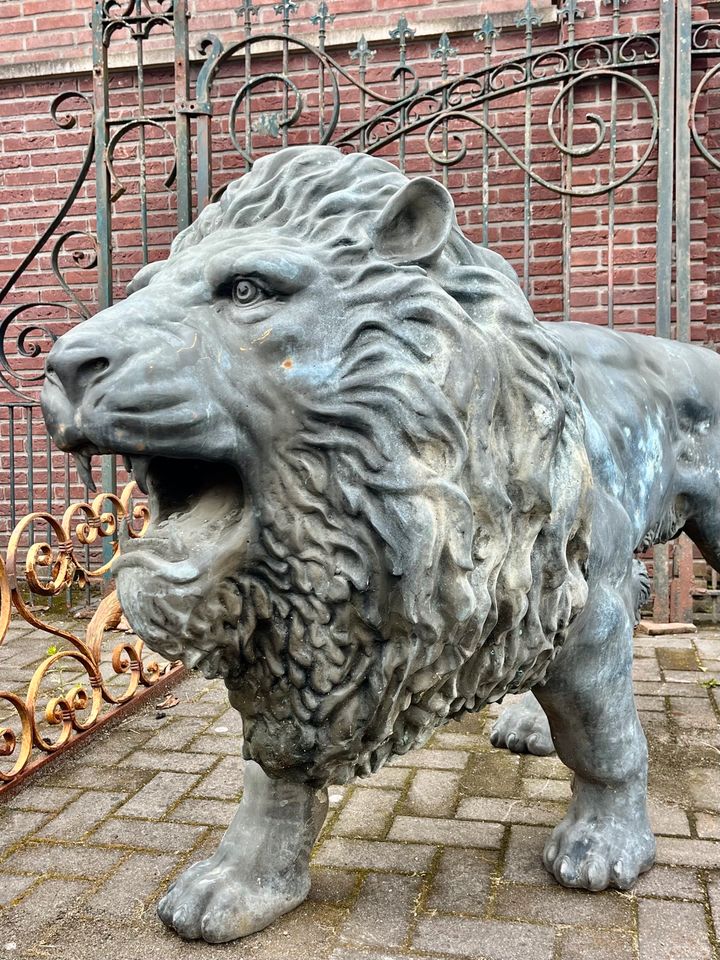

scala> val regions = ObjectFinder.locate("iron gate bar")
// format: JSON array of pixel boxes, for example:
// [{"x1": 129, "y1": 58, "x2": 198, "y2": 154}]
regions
[
  {"x1": 174, "y1": 0, "x2": 192, "y2": 232},
  {"x1": 655, "y1": 0, "x2": 675, "y2": 342},
  {"x1": 675, "y1": 0, "x2": 692, "y2": 346}
]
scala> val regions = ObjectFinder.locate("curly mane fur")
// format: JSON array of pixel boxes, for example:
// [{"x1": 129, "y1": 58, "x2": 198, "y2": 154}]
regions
[{"x1": 122, "y1": 147, "x2": 593, "y2": 785}]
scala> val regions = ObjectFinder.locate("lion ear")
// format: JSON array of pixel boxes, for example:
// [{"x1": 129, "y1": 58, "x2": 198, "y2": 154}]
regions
[
  {"x1": 126, "y1": 259, "x2": 167, "y2": 296},
  {"x1": 373, "y1": 177, "x2": 455, "y2": 266}
]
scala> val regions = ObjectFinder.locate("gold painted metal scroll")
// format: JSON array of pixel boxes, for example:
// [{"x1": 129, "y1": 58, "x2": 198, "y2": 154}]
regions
[{"x1": 0, "y1": 481, "x2": 180, "y2": 788}]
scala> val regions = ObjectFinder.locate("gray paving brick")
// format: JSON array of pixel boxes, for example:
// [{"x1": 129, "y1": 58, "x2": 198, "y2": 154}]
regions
[
  {"x1": 308, "y1": 867, "x2": 360, "y2": 905},
  {"x1": 352, "y1": 767, "x2": 411, "y2": 790},
  {"x1": 116, "y1": 771, "x2": 199, "y2": 819},
  {"x1": 0, "y1": 810, "x2": 50, "y2": 846},
  {"x1": 187, "y1": 733, "x2": 245, "y2": 755},
  {"x1": 90, "y1": 816, "x2": 206, "y2": 853},
  {"x1": 403, "y1": 769, "x2": 461, "y2": 817},
  {"x1": 332, "y1": 787, "x2": 400, "y2": 839},
  {"x1": 457, "y1": 795, "x2": 564, "y2": 827},
  {"x1": 494, "y1": 882, "x2": 633, "y2": 927},
  {"x1": 558, "y1": 929, "x2": 634, "y2": 960},
  {"x1": 6, "y1": 841, "x2": 125, "y2": 878},
  {"x1": 521, "y1": 777, "x2": 572, "y2": 802},
  {"x1": 413, "y1": 916, "x2": 555, "y2": 960},
  {"x1": 191, "y1": 755, "x2": 244, "y2": 798},
  {"x1": 339, "y1": 872, "x2": 421, "y2": 949},
  {"x1": 696, "y1": 813, "x2": 720, "y2": 839},
  {"x1": 124, "y1": 748, "x2": 218, "y2": 774},
  {"x1": 85, "y1": 852, "x2": 177, "y2": 916},
  {"x1": 648, "y1": 798, "x2": 691, "y2": 836},
  {"x1": 638, "y1": 898, "x2": 712, "y2": 960},
  {"x1": 502, "y1": 825, "x2": 555, "y2": 886},
  {"x1": 5, "y1": 785, "x2": 80, "y2": 812},
  {"x1": 0, "y1": 873, "x2": 37, "y2": 905},
  {"x1": 426, "y1": 848, "x2": 496, "y2": 915},
  {"x1": 634, "y1": 864, "x2": 704, "y2": 901},
  {"x1": 656, "y1": 837, "x2": 720, "y2": 868},
  {"x1": 462, "y1": 751, "x2": 521, "y2": 798},
  {"x1": 390, "y1": 749, "x2": 469, "y2": 770},
  {"x1": 388, "y1": 815, "x2": 503, "y2": 848},
  {"x1": 6, "y1": 877, "x2": 90, "y2": 923},
  {"x1": 671, "y1": 697, "x2": 718, "y2": 730},
  {"x1": 522, "y1": 755, "x2": 571, "y2": 780},
  {"x1": 141, "y1": 719, "x2": 209, "y2": 752},
  {"x1": 36, "y1": 792, "x2": 124, "y2": 841},
  {"x1": 314, "y1": 838, "x2": 436, "y2": 873},
  {"x1": 166, "y1": 798, "x2": 236, "y2": 827}
]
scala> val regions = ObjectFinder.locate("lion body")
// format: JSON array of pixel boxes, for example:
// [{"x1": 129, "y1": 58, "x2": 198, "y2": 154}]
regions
[{"x1": 42, "y1": 146, "x2": 720, "y2": 791}]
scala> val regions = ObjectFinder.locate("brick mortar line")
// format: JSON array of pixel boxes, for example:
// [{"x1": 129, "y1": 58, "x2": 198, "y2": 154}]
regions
[{"x1": 699, "y1": 868, "x2": 720, "y2": 960}]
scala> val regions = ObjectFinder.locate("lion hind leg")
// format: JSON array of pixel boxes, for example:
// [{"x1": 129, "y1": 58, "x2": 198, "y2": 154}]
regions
[
  {"x1": 534, "y1": 568, "x2": 655, "y2": 892},
  {"x1": 490, "y1": 692, "x2": 555, "y2": 756},
  {"x1": 156, "y1": 760, "x2": 328, "y2": 943}
]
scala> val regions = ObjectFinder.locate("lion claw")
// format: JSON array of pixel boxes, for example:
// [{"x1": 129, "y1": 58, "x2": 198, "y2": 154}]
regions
[{"x1": 491, "y1": 693, "x2": 554, "y2": 755}]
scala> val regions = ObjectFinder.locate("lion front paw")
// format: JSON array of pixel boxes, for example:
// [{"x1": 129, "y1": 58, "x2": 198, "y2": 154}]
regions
[
  {"x1": 543, "y1": 784, "x2": 655, "y2": 891},
  {"x1": 157, "y1": 854, "x2": 309, "y2": 943},
  {"x1": 490, "y1": 693, "x2": 554, "y2": 755}
]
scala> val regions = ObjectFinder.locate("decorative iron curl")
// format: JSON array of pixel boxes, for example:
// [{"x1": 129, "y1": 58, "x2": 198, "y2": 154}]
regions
[
  {"x1": 105, "y1": 119, "x2": 178, "y2": 202},
  {"x1": 693, "y1": 21, "x2": 720, "y2": 53},
  {"x1": 691, "y1": 61, "x2": 720, "y2": 172},
  {"x1": 0, "y1": 91, "x2": 93, "y2": 401},
  {"x1": 0, "y1": 481, "x2": 179, "y2": 787},
  {"x1": 51, "y1": 231, "x2": 98, "y2": 320},
  {"x1": 423, "y1": 69, "x2": 658, "y2": 197},
  {"x1": 196, "y1": 32, "x2": 420, "y2": 169}
]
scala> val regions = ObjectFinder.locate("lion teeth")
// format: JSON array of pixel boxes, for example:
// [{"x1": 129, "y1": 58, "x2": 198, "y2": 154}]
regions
[
  {"x1": 130, "y1": 456, "x2": 151, "y2": 495},
  {"x1": 122, "y1": 455, "x2": 132, "y2": 473},
  {"x1": 73, "y1": 452, "x2": 96, "y2": 492}
]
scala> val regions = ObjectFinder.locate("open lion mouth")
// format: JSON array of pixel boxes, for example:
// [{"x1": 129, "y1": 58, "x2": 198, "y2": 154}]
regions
[{"x1": 74, "y1": 450, "x2": 245, "y2": 560}]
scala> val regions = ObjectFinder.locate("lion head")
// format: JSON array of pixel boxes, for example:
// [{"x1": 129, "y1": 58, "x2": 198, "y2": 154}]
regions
[{"x1": 42, "y1": 146, "x2": 592, "y2": 785}]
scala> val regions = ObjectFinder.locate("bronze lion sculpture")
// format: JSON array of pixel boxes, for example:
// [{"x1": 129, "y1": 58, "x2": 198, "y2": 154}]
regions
[{"x1": 42, "y1": 146, "x2": 720, "y2": 943}]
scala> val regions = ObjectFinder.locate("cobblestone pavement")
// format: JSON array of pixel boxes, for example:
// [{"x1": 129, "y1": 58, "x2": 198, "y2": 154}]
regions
[{"x1": 1, "y1": 627, "x2": 720, "y2": 959}]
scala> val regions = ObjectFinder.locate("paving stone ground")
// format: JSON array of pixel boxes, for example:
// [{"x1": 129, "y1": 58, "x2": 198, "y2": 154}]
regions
[{"x1": 1, "y1": 626, "x2": 720, "y2": 959}]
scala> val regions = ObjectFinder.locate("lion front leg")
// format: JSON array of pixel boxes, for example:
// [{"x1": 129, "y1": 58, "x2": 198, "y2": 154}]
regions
[
  {"x1": 534, "y1": 571, "x2": 655, "y2": 892},
  {"x1": 157, "y1": 760, "x2": 328, "y2": 943}
]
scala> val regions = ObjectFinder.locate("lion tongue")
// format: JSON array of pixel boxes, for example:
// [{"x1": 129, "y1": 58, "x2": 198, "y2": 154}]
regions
[{"x1": 129, "y1": 456, "x2": 151, "y2": 495}]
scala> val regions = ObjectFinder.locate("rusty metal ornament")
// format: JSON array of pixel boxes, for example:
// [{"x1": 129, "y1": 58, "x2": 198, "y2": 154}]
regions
[{"x1": 0, "y1": 480, "x2": 175, "y2": 789}]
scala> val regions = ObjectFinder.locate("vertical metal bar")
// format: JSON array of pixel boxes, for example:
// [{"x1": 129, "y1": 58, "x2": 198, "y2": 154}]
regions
[
  {"x1": 350, "y1": 36, "x2": 373, "y2": 154},
  {"x1": 653, "y1": 0, "x2": 677, "y2": 619},
  {"x1": 135, "y1": 0, "x2": 149, "y2": 265},
  {"x1": 92, "y1": 1, "x2": 116, "y2": 562},
  {"x1": 561, "y1": 8, "x2": 577, "y2": 324},
  {"x1": 675, "y1": 0, "x2": 692, "y2": 344},
  {"x1": 674, "y1": 0, "x2": 694, "y2": 623},
  {"x1": 606, "y1": 0, "x2": 622, "y2": 329},
  {"x1": 243, "y1": 3, "x2": 255, "y2": 173},
  {"x1": 655, "y1": 0, "x2": 676, "y2": 340},
  {"x1": 27, "y1": 406, "x2": 34, "y2": 544},
  {"x1": 280, "y1": 3, "x2": 291, "y2": 150},
  {"x1": 93, "y1": 2, "x2": 112, "y2": 314},
  {"x1": 174, "y1": 0, "x2": 192, "y2": 229},
  {"x1": 522, "y1": 33, "x2": 533, "y2": 298},
  {"x1": 474, "y1": 15, "x2": 497, "y2": 249},
  {"x1": 8, "y1": 406, "x2": 16, "y2": 530},
  {"x1": 46, "y1": 420, "x2": 52, "y2": 515}
]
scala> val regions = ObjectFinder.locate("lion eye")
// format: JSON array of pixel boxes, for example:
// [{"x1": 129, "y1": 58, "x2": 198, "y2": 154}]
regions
[{"x1": 232, "y1": 278, "x2": 264, "y2": 306}]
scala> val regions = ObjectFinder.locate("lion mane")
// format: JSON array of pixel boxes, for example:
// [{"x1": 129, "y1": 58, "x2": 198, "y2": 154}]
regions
[{"x1": 120, "y1": 147, "x2": 593, "y2": 785}]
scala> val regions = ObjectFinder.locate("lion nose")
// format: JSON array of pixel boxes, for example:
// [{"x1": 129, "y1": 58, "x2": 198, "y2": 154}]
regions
[{"x1": 45, "y1": 340, "x2": 112, "y2": 403}]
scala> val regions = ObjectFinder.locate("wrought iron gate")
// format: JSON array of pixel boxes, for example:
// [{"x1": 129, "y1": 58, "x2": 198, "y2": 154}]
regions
[{"x1": 0, "y1": 0, "x2": 717, "y2": 616}]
